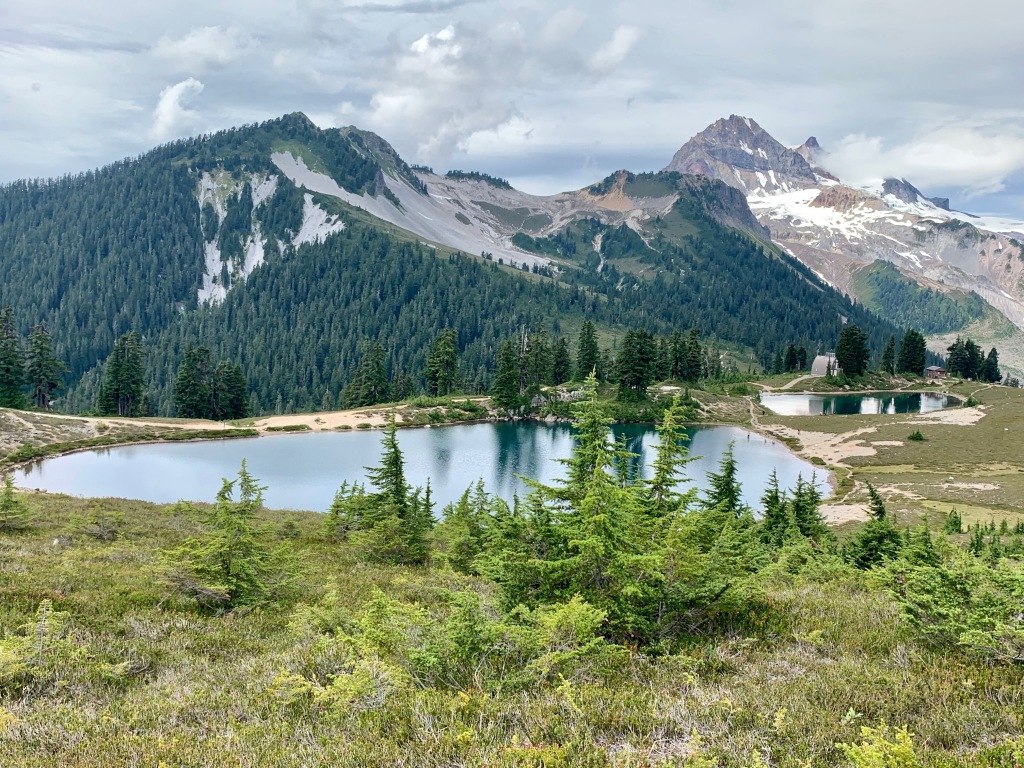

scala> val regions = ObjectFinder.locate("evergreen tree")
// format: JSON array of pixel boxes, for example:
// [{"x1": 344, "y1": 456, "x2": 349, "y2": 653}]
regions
[
  {"x1": 684, "y1": 328, "x2": 704, "y2": 382},
  {"x1": 644, "y1": 397, "x2": 696, "y2": 518},
  {"x1": 980, "y1": 348, "x2": 1001, "y2": 383},
  {"x1": 615, "y1": 329, "x2": 645, "y2": 400},
  {"x1": 789, "y1": 474, "x2": 831, "y2": 544},
  {"x1": 174, "y1": 346, "x2": 214, "y2": 418},
  {"x1": 0, "y1": 475, "x2": 33, "y2": 532},
  {"x1": 784, "y1": 344, "x2": 799, "y2": 372},
  {"x1": 759, "y1": 470, "x2": 790, "y2": 547},
  {"x1": 425, "y1": 328, "x2": 458, "y2": 396},
  {"x1": 437, "y1": 481, "x2": 494, "y2": 575},
  {"x1": 835, "y1": 324, "x2": 869, "y2": 377},
  {"x1": 522, "y1": 327, "x2": 553, "y2": 396},
  {"x1": 552, "y1": 337, "x2": 572, "y2": 385},
  {"x1": 964, "y1": 339, "x2": 983, "y2": 380},
  {"x1": 98, "y1": 331, "x2": 145, "y2": 417},
  {"x1": 844, "y1": 482, "x2": 903, "y2": 569},
  {"x1": 212, "y1": 360, "x2": 249, "y2": 420},
  {"x1": 576, "y1": 320, "x2": 599, "y2": 381},
  {"x1": 174, "y1": 347, "x2": 247, "y2": 419},
  {"x1": 343, "y1": 341, "x2": 390, "y2": 407},
  {"x1": 896, "y1": 329, "x2": 926, "y2": 375},
  {"x1": 353, "y1": 415, "x2": 432, "y2": 564},
  {"x1": 490, "y1": 339, "x2": 522, "y2": 411},
  {"x1": 703, "y1": 443, "x2": 744, "y2": 516},
  {"x1": 365, "y1": 415, "x2": 409, "y2": 520},
  {"x1": 322, "y1": 481, "x2": 370, "y2": 540},
  {"x1": 164, "y1": 462, "x2": 293, "y2": 609},
  {"x1": 669, "y1": 329, "x2": 686, "y2": 379},
  {"x1": 796, "y1": 346, "x2": 808, "y2": 371},
  {"x1": 0, "y1": 306, "x2": 25, "y2": 409},
  {"x1": 881, "y1": 335, "x2": 896, "y2": 375},
  {"x1": 25, "y1": 322, "x2": 67, "y2": 410}
]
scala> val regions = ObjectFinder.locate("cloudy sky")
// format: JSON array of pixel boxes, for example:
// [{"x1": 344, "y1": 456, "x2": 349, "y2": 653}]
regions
[{"x1": 2, "y1": 1, "x2": 1023, "y2": 215}]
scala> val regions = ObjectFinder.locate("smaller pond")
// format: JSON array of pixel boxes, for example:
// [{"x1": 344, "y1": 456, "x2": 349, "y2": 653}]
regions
[{"x1": 760, "y1": 391, "x2": 957, "y2": 417}]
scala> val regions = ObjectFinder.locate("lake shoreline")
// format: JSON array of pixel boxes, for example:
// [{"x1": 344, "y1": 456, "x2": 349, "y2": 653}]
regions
[
  {"x1": 12, "y1": 419, "x2": 834, "y2": 515},
  {"x1": 7, "y1": 398, "x2": 849, "y2": 509}
]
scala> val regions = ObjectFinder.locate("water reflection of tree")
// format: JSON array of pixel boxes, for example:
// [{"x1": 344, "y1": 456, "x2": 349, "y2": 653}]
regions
[
  {"x1": 424, "y1": 426, "x2": 452, "y2": 486},
  {"x1": 493, "y1": 423, "x2": 574, "y2": 498}
]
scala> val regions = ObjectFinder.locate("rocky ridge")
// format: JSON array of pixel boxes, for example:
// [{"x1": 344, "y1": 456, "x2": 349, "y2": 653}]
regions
[{"x1": 663, "y1": 116, "x2": 1024, "y2": 374}]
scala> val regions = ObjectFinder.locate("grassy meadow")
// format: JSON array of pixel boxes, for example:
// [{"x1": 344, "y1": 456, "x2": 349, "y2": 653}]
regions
[{"x1": 1, "y1": 378, "x2": 1023, "y2": 766}]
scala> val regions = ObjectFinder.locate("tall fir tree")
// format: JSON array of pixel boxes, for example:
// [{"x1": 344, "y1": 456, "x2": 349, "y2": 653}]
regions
[
  {"x1": 490, "y1": 339, "x2": 522, "y2": 411},
  {"x1": 425, "y1": 328, "x2": 458, "y2": 397},
  {"x1": 343, "y1": 341, "x2": 390, "y2": 407},
  {"x1": 356, "y1": 415, "x2": 432, "y2": 564},
  {"x1": 703, "y1": 442, "x2": 744, "y2": 516},
  {"x1": 174, "y1": 347, "x2": 247, "y2": 419},
  {"x1": 174, "y1": 346, "x2": 214, "y2": 418},
  {"x1": 759, "y1": 470, "x2": 790, "y2": 548},
  {"x1": 0, "y1": 307, "x2": 26, "y2": 409},
  {"x1": 25, "y1": 322, "x2": 67, "y2": 410},
  {"x1": 896, "y1": 329, "x2": 926, "y2": 375},
  {"x1": 522, "y1": 327, "x2": 553, "y2": 396},
  {"x1": 784, "y1": 344, "x2": 799, "y2": 372},
  {"x1": 98, "y1": 331, "x2": 145, "y2": 417},
  {"x1": 575, "y1": 319, "x2": 599, "y2": 381},
  {"x1": 835, "y1": 324, "x2": 870, "y2": 377},
  {"x1": 552, "y1": 337, "x2": 572, "y2": 385},
  {"x1": 980, "y1": 348, "x2": 1001, "y2": 383},
  {"x1": 881, "y1": 335, "x2": 896, "y2": 375}
]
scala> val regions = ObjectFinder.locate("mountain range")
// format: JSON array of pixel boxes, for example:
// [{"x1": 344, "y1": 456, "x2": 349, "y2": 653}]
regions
[
  {"x1": 260, "y1": 113, "x2": 1023, "y2": 374},
  {"x1": 0, "y1": 111, "x2": 1015, "y2": 415}
]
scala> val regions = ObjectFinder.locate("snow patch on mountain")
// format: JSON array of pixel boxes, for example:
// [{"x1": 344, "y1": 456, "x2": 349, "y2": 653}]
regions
[
  {"x1": 198, "y1": 171, "x2": 242, "y2": 221},
  {"x1": 271, "y1": 151, "x2": 549, "y2": 269},
  {"x1": 198, "y1": 242, "x2": 227, "y2": 305},
  {"x1": 251, "y1": 175, "x2": 278, "y2": 208},
  {"x1": 293, "y1": 194, "x2": 346, "y2": 246},
  {"x1": 748, "y1": 188, "x2": 919, "y2": 243},
  {"x1": 244, "y1": 230, "x2": 265, "y2": 274}
]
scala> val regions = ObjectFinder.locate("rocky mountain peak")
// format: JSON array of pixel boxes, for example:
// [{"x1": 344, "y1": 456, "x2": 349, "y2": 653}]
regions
[
  {"x1": 881, "y1": 177, "x2": 950, "y2": 211},
  {"x1": 795, "y1": 136, "x2": 823, "y2": 164},
  {"x1": 663, "y1": 115, "x2": 817, "y2": 192}
]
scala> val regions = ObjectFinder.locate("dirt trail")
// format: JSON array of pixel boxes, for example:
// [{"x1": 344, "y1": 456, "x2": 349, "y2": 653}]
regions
[{"x1": 779, "y1": 374, "x2": 814, "y2": 390}]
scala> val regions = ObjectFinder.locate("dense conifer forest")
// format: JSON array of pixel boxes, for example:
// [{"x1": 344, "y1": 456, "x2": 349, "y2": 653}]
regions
[{"x1": 0, "y1": 114, "x2": 907, "y2": 416}]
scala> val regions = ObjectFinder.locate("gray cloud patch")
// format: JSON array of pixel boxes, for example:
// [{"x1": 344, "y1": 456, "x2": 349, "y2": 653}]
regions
[{"x1": 1, "y1": 1, "x2": 1022, "y2": 216}]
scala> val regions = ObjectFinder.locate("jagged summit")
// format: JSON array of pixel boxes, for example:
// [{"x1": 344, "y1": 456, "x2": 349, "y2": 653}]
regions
[
  {"x1": 881, "y1": 177, "x2": 950, "y2": 211},
  {"x1": 663, "y1": 115, "x2": 817, "y2": 192},
  {"x1": 795, "y1": 136, "x2": 823, "y2": 164}
]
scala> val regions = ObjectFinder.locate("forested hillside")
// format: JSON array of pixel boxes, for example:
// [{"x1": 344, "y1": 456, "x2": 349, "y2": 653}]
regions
[
  {"x1": 850, "y1": 261, "x2": 988, "y2": 334},
  {"x1": 0, "y1": 114, "x2": 905, "y2": 416}
]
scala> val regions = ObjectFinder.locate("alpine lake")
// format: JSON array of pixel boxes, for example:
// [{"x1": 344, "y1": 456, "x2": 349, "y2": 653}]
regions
[{"x1": 15, "y1": 421, "x2": 833, "y2": 513}]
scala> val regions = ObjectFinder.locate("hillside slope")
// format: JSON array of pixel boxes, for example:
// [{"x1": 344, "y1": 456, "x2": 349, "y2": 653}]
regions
[{"x1": 0, "y1": 113, "x2": 903, "y2": 414}]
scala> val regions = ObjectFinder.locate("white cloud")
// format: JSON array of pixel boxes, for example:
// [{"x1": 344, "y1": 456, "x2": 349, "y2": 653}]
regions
[
  {"x1": 153, "y1": 26, "x2": 255, "y2": 72},
  {"x1": 540, "y1": 6, "x2": 586, "y2": 46},
  {"x1": 826, "y1": 123, "x2": 1024, "y2": 198},
  {"x1": 587, "y1": 25, "x2": 641, "y2": 74},
  {"x1": 353, "y1": 23, "x2": 523, "y2": 162},
  {"x1": 150, "y1": 78, "x2": 205, "y2": 141},
  {"x1": 3, "y1": 2, "x2": 1024, "y2": 214}
]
